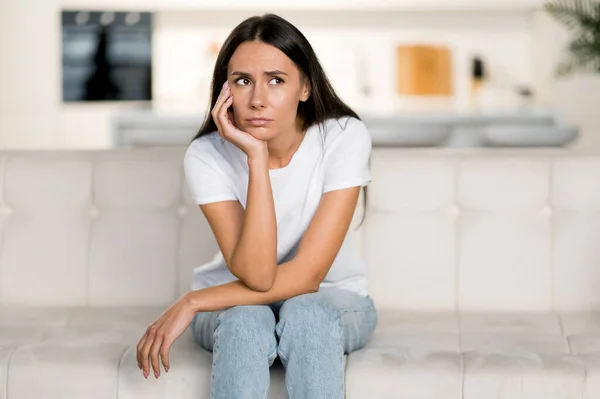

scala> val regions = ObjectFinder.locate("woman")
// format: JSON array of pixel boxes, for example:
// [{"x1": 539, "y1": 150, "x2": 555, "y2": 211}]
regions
[{"x1": 136, "y1": 13, "x2": 377, "y2": 398}]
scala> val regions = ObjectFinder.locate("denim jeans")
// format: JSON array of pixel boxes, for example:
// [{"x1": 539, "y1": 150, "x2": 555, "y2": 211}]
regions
[{"x1": 190, "y1": 287, "x2": 378, "y2": 399}]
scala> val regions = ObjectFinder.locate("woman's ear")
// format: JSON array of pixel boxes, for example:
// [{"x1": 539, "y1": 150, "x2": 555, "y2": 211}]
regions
[{"x1": 300, "y1": 77, "x2": 311, "y2": 102}]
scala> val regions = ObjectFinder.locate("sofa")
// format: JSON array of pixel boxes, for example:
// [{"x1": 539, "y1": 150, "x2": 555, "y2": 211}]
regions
[{"x1": 1, "y1": 146, "x2": 600, "y2": 398}]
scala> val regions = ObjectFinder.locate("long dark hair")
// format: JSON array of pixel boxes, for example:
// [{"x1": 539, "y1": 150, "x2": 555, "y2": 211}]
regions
[
  {"x1": 192, "y1": 13, "x2": 359, "y2": 139},
  {"x1": 191, "y1": 13, "x2": 367, "y2": 226}
]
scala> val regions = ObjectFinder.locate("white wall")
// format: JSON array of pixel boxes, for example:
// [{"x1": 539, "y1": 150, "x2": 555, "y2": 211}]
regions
[
  {"x1": 0, "y1": 0, "x2": 597, "y2": 150},
  {"x1": 153, "y1": 10, "x2": 535, "y2": 114},
  {"x1": 531, "y1": 10, "x2": 600, "y2": 152}
]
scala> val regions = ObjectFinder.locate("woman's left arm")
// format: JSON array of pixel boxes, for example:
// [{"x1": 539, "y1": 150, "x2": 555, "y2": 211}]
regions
[
  {"x1": 137, "y1": 186, "x2": 361, "y2": 379},
  {"x1": 188, "y1": 185, "x2": 361, "y2": 311}
]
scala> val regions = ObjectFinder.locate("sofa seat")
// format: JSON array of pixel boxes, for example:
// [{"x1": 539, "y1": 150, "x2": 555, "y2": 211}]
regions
[
  {"x1": 2, "y1": 307, "x2": 600, "y2": 399},
  {"x1": 0, "y1": 306, "x2": 290, "y2": 399},
  {"x1": 348, "y1": 309, "x2": 600, "y2": 398}
]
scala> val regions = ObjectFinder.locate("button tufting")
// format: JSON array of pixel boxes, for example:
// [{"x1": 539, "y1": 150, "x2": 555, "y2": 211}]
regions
[
  {"x1": 447, "y1": 204, "x2": 461, "y2": 217},
  {"x1": 0, "y1": 204, "x2": 13, "y2": 216},
  {"x1": 89, "y1": 205, "x2": 100, "y2": 218},
  {"x1": 541, "y1": 205, "x2": 553, "y2": 216}
]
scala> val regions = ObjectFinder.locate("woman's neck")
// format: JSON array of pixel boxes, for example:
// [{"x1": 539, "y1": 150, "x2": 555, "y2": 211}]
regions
[{"x1": 266, "y1": 117, "x2": 306, "y2": 169}]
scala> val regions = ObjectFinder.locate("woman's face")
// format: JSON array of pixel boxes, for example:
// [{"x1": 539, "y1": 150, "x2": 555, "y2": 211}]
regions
[{"x1": 226, "y1": 41, "x2": 311, "y2": 141}]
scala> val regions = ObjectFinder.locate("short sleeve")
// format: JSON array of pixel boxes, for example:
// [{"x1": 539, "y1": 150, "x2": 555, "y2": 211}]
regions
[
  {"x1": 184, "y1": 143, "x2": 238, "y2": 205},
  {"x1": 323, "y1": 117, "x2": 372, "y2": 193}
]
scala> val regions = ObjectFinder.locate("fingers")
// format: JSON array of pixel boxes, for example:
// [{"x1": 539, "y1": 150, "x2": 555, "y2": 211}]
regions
[
  {"x1": 212, "y1": 81, "x2": 231, "y2": 137},
  {"x1": 138, "y1": 323, "x2": 172, "y2": 379},
  {"x1": 160, "y1": 339, "x2": 172, "y2": 373},
  {"x1": 139, "y1": 323, "x2": 157, "y2": 378},
  {"x1": 227, "y1": 108, "x2": 237, "y2": 128},
  {"x1": 149, "y1": 334, "x2": 164, "y2": 378},
  {"x1": 136, "y1": 333, "x2": 148, "y2": 369},
  {"x1": 217, "y1": 85, "x2": 233, "y2": 129},
  {"x1": 218, "y1": 94, "x2": 234, "y2": 133}
]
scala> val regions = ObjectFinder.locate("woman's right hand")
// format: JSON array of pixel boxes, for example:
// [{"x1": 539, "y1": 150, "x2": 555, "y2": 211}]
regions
[{"x1": 212, "y1": 81, "x2": 267, "y2": 158}]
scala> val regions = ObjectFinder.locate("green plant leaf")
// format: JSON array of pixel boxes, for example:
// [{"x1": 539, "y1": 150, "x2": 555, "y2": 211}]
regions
[
  {"x1": 545, "y1": 0, "x2": 600, "y2": 76},
  {"x1": 545, "y1": 0, "x2": 599, "y2": 31}
]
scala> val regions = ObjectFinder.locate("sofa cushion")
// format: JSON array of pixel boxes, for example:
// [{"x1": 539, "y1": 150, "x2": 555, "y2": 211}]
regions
[
  {"x1": 3, "y1": 308, "x2": 600, "y2": 399},
  {"x1": 0, "y1": 306, "x2": 290, "y2": 399},
  {"x1": 346, "y1": 309, "x2": 600, "y2": 399}
]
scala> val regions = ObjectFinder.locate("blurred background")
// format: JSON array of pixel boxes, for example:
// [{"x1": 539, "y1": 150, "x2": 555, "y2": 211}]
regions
[{"x1": 0, "y1": 0, "x2": 598, "y2": 151}]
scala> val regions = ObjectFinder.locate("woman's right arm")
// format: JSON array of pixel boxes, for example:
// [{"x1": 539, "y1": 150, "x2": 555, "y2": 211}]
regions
[
  {"x1": 199, "y1": 147, "x2": 277, "y2": 292},
  {"x1": 198, "y1": 80, "x2": 277, "y2": 292}
]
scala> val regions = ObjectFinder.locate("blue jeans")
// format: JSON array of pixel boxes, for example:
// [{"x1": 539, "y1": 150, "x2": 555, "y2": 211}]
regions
[{"x1": 191, "y1": 287, "x2": 378, "y2": 399}]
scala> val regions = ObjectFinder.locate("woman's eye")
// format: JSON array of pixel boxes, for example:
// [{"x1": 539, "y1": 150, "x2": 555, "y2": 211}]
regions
[
  {"x1": 235, "y1": 78, "x2": 250, "y2": 85},
  {"x1": 234, "y1": 77, "x2": 282, "y2": 85}
]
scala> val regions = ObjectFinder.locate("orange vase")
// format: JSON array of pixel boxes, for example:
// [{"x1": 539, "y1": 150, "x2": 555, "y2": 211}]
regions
[{"x1": 396, "y1": 44, "x2": 453, "y2": 96}]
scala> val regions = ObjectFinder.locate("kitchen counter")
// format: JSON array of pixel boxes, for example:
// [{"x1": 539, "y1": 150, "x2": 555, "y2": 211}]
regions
[{"x1": 111, "y1": 108, "x2": 577, "y2": 148}]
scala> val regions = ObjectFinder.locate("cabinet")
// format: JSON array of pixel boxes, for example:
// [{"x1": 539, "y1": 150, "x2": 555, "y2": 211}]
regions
[{"x1": 61, "y1": 0, "x2": 544, "y2": 12}]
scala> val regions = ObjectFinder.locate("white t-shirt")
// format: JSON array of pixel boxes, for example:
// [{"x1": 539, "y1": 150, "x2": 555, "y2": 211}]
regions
[{"x1": 183, "y1": 116, "x2": 372, "y2": 297}]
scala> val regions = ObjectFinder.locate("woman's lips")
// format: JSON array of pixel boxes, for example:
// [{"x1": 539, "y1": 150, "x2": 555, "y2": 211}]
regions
[{"x1": 247, "y1": 118, "x2": 272, "y2": 127}]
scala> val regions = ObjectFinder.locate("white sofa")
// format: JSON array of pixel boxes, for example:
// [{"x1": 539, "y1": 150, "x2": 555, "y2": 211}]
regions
[{"x1": 1, "y1": 146, "x2": 600, "y2": 399}]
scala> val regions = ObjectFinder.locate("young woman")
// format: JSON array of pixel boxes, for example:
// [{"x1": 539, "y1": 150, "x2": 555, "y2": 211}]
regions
[{"x1": 136, "y1": 13, "x2": 377, "y2": 398}]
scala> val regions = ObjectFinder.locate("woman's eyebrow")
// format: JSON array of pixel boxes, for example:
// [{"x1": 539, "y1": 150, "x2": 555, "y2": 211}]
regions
[
  {"x1": 264, "y1": 70, "x2": 288, "y2": 76},
  {"x1": 230, "y1": 70, "x2": 288, "y2": 77}
]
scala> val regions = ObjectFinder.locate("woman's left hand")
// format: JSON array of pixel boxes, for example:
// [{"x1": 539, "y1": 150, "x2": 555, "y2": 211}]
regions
[{"x1": 136, "y1": 293, "x2": 196, "y2": 379}]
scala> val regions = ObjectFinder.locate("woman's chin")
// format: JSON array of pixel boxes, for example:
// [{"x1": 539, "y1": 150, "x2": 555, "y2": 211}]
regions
[{"x1": 244, "y1": 126, "x2": 275, "y2": 141}]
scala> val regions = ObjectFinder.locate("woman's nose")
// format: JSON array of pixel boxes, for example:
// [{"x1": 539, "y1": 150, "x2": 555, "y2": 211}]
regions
[{"x1": 250, "y1": 86, "x2": 267, "y2": 109}]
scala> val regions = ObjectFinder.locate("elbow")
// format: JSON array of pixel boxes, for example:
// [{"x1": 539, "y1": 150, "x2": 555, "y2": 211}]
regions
[
  {"x1": 305, "y1": 283, "x2": 320, "y2": 294},
  {"x1": 245, "y1": 279, "x2": 274, "y2": 292},
  {"x1": 305, "y1": 272, "x2": 323, "y2": 294},
  {"x1": 230, "y1": 258, "x2": 276, "y2": 292},
  {"x1": 242, "y1": 270, "x2": 276, "y2": 292}
]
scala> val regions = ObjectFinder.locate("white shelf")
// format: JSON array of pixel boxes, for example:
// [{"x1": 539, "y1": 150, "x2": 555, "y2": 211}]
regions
[{"x1": 60, "y1": 0, "x2": 544, "y2": 13}]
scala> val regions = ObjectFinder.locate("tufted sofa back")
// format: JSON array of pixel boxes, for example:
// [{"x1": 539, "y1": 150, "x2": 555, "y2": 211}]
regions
[
  {"x1": 0, "y1": 148, "x2": 598, "y2": 313},
  {"x1": 362, "y1": 149, "x2": 600, "y2": 312}
]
